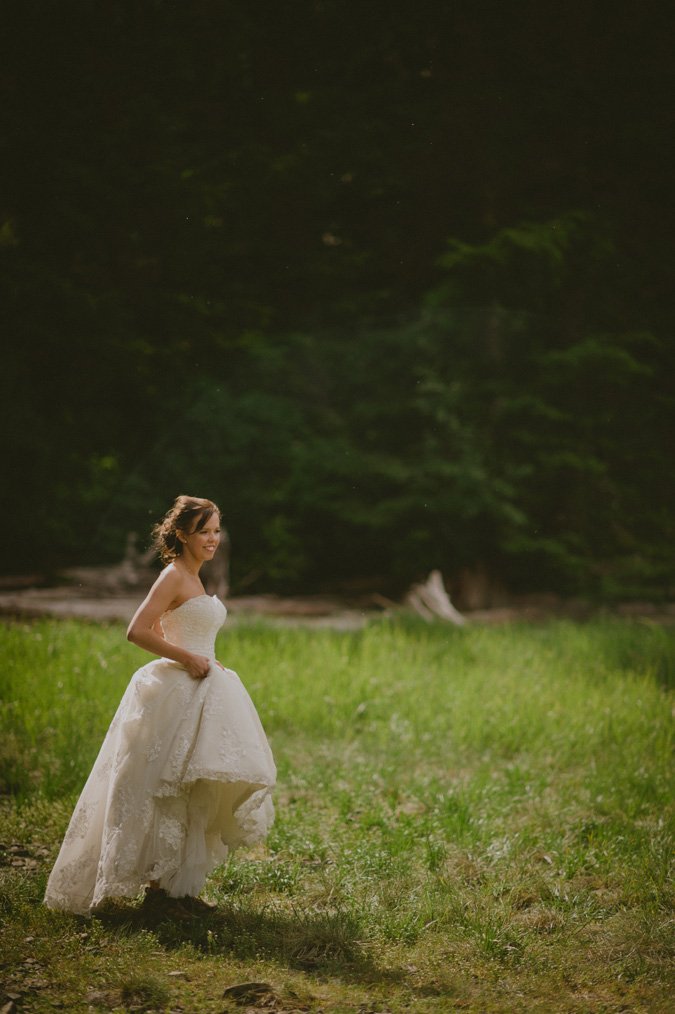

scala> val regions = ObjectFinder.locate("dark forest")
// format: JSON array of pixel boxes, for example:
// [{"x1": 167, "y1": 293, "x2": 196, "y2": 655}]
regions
[{"x1": 3, "y1": 0, "x2": 674, "y2": 598}]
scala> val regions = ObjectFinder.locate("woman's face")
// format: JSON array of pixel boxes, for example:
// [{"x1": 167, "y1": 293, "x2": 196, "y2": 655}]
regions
[{"x1": 180, "y1": 513, "x2": 221, "y2": 562}]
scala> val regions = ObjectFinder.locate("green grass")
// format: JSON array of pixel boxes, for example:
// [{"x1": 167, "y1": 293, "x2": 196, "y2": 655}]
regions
[{"x1": 2, "y1": 615, "x2": 675, "y2": 1012}]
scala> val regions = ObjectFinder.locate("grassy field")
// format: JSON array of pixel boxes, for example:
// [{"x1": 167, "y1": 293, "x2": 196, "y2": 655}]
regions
[{"x1": 1, "y1": 615, "x2": 675, "y2": 1013}]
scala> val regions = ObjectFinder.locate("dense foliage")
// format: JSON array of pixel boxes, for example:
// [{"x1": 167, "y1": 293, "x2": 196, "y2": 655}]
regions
[{"x1": 3, "y1": 0, "x2": 674, "y2": 595}]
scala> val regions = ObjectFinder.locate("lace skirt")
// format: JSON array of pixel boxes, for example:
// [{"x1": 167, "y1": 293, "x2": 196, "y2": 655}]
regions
[{"x1": 44, "y1": 659, "x2": 276, "y2": 914}]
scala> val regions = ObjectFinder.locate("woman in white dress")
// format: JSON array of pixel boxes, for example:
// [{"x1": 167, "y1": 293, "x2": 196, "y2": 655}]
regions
[{"x1": 44, "y1": 495, "x2": 276, "y2": 918}]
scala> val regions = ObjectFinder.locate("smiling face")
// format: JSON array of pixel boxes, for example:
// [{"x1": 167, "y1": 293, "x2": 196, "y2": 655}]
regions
[{"x1": 179, "y1": 511, "x2": 221, "y2": 563}]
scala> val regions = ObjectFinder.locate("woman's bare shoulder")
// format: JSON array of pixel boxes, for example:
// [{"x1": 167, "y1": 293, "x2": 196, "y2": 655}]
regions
[{"x1": 154, "y1": 562, "x2": 182, "y2": 590}]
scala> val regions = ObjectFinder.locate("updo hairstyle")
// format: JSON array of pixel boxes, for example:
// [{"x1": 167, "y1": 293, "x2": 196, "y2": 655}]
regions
[{"x1": 152, "y1": 495, "x2": 220, "y2": 565}]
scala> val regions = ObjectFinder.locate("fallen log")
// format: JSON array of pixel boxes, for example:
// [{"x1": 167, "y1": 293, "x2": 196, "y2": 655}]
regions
[{"x1": 405, "y1": 570, "x2": 467, "y2": 625}]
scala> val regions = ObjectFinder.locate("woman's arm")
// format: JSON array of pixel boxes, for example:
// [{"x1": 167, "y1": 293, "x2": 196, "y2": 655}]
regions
[{"x1": 126, "y1": 568, "x2": 212, "y2": 679}]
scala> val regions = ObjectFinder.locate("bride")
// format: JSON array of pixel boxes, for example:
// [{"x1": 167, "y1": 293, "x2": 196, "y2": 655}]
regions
[{"x1": 44, "y1": 495, "x2": 276, "y2": 917}]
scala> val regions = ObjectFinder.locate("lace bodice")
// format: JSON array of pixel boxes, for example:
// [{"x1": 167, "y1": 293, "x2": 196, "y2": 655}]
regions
[{"x1": 160, "y1": 595, "x2": 227, "y2": 658}]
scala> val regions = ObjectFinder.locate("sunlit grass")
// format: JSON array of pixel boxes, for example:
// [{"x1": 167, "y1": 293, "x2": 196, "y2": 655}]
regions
[{"x1": 1, "y1": 615, "x2": 674, "y2": 1012}]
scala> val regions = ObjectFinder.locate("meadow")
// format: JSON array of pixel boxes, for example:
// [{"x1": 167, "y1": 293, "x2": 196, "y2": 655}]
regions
[{"x1": 1, "y1": 615, "x2": 674, "y2": 1013}]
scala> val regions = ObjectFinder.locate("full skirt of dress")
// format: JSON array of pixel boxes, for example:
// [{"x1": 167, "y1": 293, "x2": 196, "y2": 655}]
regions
[{"x1": 44, "y1": 642, "x2": 276, "y2": 915}]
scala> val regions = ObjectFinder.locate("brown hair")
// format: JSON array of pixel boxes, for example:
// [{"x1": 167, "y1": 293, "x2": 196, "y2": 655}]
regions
[{"x1": 151, "y1": 495, "x2": 220, "y2": 565}]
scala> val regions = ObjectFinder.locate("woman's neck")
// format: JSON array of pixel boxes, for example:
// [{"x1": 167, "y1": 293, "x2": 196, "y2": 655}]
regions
[{"x1": 175, "y1": 556, "x2": 201, "y2": 578}]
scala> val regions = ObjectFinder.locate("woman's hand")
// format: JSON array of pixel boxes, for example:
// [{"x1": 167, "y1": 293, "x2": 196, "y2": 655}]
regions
[
  {"x1": 184, "y1": 654, "x2": 212, "y2": 680},
  {"x1": 184, "y1": 654, "x2": 226, "y2": 680}
]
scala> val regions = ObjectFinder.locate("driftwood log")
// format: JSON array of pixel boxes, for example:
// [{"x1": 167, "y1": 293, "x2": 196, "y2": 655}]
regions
[
  {"x1": 59, "y1": 527, "x2": 230, "y2": 598},
  {"x1": 59, "y1": 532, "x2": 156, "y2": 595},
  {"x1": 405, "y1": 570, "x2": 467, "y2": 625}
]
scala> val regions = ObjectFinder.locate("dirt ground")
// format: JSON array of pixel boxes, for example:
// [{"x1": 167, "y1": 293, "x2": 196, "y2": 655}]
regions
[
  {"x1": 0, "y1": 586, "x2": 369, "y2": 630},
  {"x1": 1, "y1": 581, "x2": 673, "y2": 629}
]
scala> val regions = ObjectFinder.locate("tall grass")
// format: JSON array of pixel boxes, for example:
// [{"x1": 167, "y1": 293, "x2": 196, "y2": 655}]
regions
[
  {"x1": 4, "y1": 616, "x2": 672, "y2": 799},
  {"x1": 2, "y1": 615, "x2": 674, "y2": 1012}
]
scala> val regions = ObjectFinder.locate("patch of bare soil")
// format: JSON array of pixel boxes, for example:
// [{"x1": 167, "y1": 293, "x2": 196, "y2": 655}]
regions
[
  {"x1": 0, "y1": 580, "x2": 673, "y2": 628},
  {"x1": 0, "y1": 583, "x2": 376, "y2": 629}
]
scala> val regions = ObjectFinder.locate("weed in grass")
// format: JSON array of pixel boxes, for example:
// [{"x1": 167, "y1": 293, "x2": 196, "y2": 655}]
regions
[
  {"x1": 217, "y1": 853, "x2": 299, "y2": 897},
  {"x1": 119, "y1": 970, "x2": 171, "y2": 1008}
]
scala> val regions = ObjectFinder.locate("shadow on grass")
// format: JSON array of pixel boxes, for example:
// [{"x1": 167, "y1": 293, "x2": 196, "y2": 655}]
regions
[{"x1": 93, "y1": 896, "x2": 399, "y2": 984}]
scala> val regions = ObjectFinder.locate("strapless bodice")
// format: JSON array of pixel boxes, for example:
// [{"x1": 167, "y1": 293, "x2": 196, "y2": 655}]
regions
[{"x1": 160, "y1": 595, "x2": 227, "y2": 658}]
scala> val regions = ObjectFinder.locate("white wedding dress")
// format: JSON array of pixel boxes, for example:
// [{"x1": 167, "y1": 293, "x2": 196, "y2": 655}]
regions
[{"x1": 44, "y1": 595, "x2": 275, "y2": 915}]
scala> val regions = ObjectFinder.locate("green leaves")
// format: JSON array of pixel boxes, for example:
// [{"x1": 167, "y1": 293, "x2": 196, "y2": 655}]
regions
[{"x1": 2, "y1": 4, "x2": 673, "y2": 596}]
